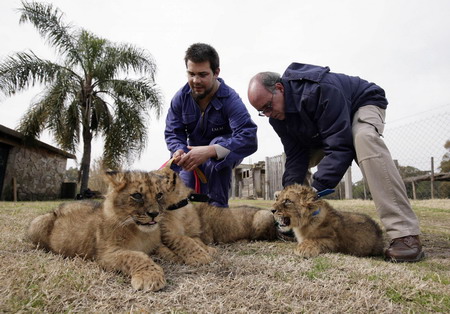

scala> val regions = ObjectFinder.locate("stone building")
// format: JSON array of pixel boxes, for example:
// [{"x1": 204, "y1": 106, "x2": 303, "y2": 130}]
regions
[
  {"x1": 231, "y1": 161, "x2": 265, "y2": 199},
  {"x1": 0, "y1": 124, "x2": 76, "y2": 201},
  {"x1": 231, "y1": 155, "x2": 286, "y2": 201}
]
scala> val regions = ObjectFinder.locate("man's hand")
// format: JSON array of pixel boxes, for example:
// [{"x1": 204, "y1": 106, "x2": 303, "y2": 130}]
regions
[
  {"x1": 172, "y1": 149, "x2": 186, "y2": 165},
  {"x1": 175, "y1": 146, "x2": 217, "y2": 171}
]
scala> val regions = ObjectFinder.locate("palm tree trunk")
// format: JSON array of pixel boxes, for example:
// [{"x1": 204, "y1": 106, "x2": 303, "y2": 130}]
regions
[
  {"x1": 79, "y1": 80, "x2": 94, "y2": 195},
  {"x1": 79, "y1": 124, "x2": 92, "y2": 194}
]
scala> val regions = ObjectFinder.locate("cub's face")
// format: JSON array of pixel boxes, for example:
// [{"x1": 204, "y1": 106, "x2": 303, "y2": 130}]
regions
[
  {"x1": 105, "y1": 171, "x2": 165, "y2": 233},
  {"x1": 272, "y1": 184, "x2": 319, "y2": 231},
  {"x1": 149, "y1": 167, "x2": 193, "y2": 210}
]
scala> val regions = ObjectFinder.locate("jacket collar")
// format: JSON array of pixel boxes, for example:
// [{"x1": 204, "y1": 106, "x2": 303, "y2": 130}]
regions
[{"x1": 282, "y1": 63, "x2": 330, "y2": 83}]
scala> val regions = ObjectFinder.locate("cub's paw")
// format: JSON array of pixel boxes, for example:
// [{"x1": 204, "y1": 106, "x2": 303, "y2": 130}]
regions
[
  {"x1": 131, "y1": 270, "x2": 166, "y2": 291},
  {"x1": 206, "y1": 246, "x2": 218, "y2": 256},
  {"x1": 183, "y1": 250, "x2": 213, "y2": 265},
  {"x1": 294, "y1": 243, "x2": 321, "y2": 258},
  {"x1": 155, "y1": 246, "x2": 184, "y2": 264}
]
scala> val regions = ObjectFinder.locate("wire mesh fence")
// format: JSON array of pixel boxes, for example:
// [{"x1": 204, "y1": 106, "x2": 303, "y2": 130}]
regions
[
  {"x1": 351, "y1": 107, "x2": 450, "y2": 199},
  {"x1": 264, "y1": 106, "x2": 450, "y2": 200}
]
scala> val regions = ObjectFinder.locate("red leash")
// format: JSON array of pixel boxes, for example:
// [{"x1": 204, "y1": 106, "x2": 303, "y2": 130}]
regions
[
  {"x1": 193, "y1": 170, "x2": 201, "y2": 193},
  {"x1": 159, "y1": 158, "x2": 206, "y2": 194}
]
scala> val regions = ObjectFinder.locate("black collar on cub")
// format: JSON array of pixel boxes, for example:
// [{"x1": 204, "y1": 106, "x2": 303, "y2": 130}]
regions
[
  {"x1": 166, "y1": 193, "x2": 210, "y2": 211},
  {"x1": 167, "y1": 198, "x2": 189, "y2": 211}
]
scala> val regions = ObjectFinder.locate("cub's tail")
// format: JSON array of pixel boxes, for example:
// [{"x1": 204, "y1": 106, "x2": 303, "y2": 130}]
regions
[{"x1": 26, "y1": 212, "x2": 56, "y2": 251}]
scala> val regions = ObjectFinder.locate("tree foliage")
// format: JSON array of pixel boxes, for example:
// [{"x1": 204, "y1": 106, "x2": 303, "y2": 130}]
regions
[
  {"x1": 438, "y1": 140, "x2": 450, "y2": 198},
  {"x1": 439, "y1": 140, "x2": 450, "y2": 172},
  {"x1": 0, "y1": 1, "x2": 163, "y2": 192}
]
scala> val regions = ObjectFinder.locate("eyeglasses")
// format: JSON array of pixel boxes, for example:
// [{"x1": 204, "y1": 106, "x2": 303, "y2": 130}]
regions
[{"x1": 257, "y1": 92, "x2": 275, "y2": 117}]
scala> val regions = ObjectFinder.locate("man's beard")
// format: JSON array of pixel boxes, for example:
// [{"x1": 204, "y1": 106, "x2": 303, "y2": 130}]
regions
[{"x1": 192, "y1": 85, "x2": 214, "y2": 101}]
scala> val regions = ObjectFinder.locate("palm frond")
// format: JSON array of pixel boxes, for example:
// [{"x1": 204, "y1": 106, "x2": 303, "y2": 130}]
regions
[
  {"x1": 17, "y1": 74, "x2": 80, "y2": 152},
  {"x1": 18, "y1": 100, "x2": 50, "y2": 139},
  {"x1": 102, "y1": 99, "x2": 148, "y2": 169},
  {"x1": 0, "y1": 51, "x2": 76, "y2": 96},
  {"x1": 76, "y1": 30, "x2": 107, "y2": 76},
  {"x1": 58, "y1": 99, "x2": 80, "y2": 152},
  {"x1": 41, "y1": 77, "x2": 79, "y2": 151},
  {"x1": 91, "y1": 95, "x2": 112, "y2": 133},
  {"x1": 101, "y1": 78, "x2": 164, "y2": 118},
  {"x1": 94, "y1": 44, "x2": 157, "y2": 80},
  {"x1": 18, "y1": 1, "x2": 80, "y2": 63}
]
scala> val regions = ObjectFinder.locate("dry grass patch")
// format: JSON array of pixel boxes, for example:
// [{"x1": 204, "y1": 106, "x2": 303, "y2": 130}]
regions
[{"x1": 1, "y1": 199, "x2": 449, "y2": 313}]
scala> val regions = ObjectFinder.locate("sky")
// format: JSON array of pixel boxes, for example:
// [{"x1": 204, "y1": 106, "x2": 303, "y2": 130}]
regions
[{"x1": 1, "y1": 0, "x2": 450, "y2": 174}]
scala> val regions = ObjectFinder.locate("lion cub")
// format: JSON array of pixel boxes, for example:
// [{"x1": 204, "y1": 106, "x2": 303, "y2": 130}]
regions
[
  {"x1": 272, "y1": 184, "x2": 384, "y2": 258},
  {"x1": 152, "y1": 167, "x2": 278, "y2": 263},
  {"x1": 27, "y1": 171, "x2": 179, "y2": 291}
]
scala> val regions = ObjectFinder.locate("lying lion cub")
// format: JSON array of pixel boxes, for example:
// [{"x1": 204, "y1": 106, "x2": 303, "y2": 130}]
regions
[
  {"x1": 152, "y1": 167, "x2": 278, "y2": 264},
  {"x1": 27, "y1": 171, "x2": 180, "y2": 291},
  {"x1": 272, "y1": 184, "x2": 384, "y2": 258}
]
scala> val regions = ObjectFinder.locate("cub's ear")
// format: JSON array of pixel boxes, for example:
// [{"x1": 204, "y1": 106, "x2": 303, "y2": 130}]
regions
[
  {"x1": 104, "y1": 171, "x2": 127, "y2": 190},
  {"x1": 156, "y1": 167, "x2": 177, "y2": 191},
  {"x1": 159, "y1": 165, "x2": 174, "y2": 176}
]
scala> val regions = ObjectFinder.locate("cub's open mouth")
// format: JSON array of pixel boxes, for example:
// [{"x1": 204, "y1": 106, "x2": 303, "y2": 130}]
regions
[{"x1": 278, "y1": 217, "x2": 291, "y2": 227}]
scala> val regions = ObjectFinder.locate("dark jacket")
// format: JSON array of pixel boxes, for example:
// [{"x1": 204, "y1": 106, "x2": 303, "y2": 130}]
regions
[
  {"x1": 165, "y1": 78, "x2": 258, "y2": 171},
  {"x1": 270, "y1": 63, "x2": 388, "y2": 191}
]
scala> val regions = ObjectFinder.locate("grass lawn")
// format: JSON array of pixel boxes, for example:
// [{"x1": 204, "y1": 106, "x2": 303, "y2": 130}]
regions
[{"x1": 0, "y1": 198, "x2": 449, "y2": 313}]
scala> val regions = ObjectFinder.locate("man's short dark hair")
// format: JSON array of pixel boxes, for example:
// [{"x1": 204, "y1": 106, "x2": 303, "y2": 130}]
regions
[{"x1": 184, "y1": 43, "x2": 220, "y2": 73}]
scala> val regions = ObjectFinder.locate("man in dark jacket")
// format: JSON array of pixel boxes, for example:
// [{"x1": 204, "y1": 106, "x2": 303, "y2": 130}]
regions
[
  {"x1": 248, "y1": 63, "x2": 424, "y2": 262},
  {"x1": 165, "y1": 43, "x2": 257, "y2": 207}
]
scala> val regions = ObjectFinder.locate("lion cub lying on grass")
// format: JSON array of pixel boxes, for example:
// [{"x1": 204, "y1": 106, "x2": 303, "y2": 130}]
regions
[
  {"x1": 152, "y1": 167, "x2": 278, "y2": 264},
  {"x1": 27, "y1": 171, "x2": 180, "y2": 291},
  {"x1": 272, "y1": 184, "x2": 384, "y2": 258}
]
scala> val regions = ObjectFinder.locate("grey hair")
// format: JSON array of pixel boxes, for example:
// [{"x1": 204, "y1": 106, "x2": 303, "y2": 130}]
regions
[{"x1": 257, "y1": 71, "x2": 281, "y2": 93}]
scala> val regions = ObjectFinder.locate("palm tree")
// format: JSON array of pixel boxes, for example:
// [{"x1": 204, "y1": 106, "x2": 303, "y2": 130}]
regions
[{"x1": 0, "y1": 1, "x2": 163, "y2": 193}]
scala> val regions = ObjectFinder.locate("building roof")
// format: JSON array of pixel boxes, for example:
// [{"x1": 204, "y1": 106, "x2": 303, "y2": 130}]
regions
[{"x1": 0, "y1": 124, "x2": 76, "y2": 159}]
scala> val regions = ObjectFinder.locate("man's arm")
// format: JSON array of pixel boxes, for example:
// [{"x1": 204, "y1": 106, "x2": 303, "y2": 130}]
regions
[
  {"x1": 311, "y1": 84, "x2": 355, "y2": 191},
  {"x1": 164, "y1": 95, "x2": 189, "y2": 156},
  {"x1": 211, "y1": 93, "x2": 258, "y2": 171}
]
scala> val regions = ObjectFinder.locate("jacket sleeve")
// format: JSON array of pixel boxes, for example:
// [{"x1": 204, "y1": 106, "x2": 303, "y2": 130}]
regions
[
  {"x1": 311, "y1": 83, "x2": 355, "y2": 191},
  {"x1": 269, "y1": 118, "x2": 309, "y2": 187},
  {"x1": 164, "y1": 94, "x2": 189, "y2": 155},
  {"x1": 213, "y1": 93, "x2": 258, "y2": 171}
]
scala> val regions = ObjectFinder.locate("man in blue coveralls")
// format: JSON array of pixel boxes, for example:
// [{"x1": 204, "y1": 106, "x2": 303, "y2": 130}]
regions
[
  {"x1": 165, "y1": 43, "x2": 257, "y2": 207},
  {"x1": 247, "y1": 63, "x2": 424, "y2": 262}
]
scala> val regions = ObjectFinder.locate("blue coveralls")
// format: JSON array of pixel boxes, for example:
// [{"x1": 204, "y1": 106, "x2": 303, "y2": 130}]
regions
[
  {"x1": 165, "y1": 78, "x2": 258, "y2": 207},
  {"x1": 270, "y1": 63, "x2": 388, "y2": 191}
]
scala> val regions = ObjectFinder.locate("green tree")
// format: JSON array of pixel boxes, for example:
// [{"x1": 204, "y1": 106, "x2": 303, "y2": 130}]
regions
[
  {"x1": 0, "y1": 1, "x2": 163, "y2": 193},
  {"x1": 439, "y1": 140, "x2": 450, "y2": 172},
  {"x1": 438, "y1": 140, "x2": 450, "y2": 198},
  {"x1": 398, "y1": 165, "x2": 428, "y2": 179},
  {"x1": 352, "y1": 179, "x2": 372, "y2": 200},
  {"x1": 397, "y1": 164, "x2": 430, "y2": 199},
  {"x1": 65, "y1": 167, "x2": 78, "y2": 182}
]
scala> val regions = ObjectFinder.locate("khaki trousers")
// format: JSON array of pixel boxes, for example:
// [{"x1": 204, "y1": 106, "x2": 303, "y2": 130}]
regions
[
  {"x1": 306, "y1": 105, "x2": 420, "y2": 239},
  {"x1": 352, "y1": 105, "x2": 420, "y2": 239}
]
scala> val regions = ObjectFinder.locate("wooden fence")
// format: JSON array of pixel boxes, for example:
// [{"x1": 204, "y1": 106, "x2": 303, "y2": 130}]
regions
[{"x1": 264, "y1": 153, "x2": 285, "y2": 200}]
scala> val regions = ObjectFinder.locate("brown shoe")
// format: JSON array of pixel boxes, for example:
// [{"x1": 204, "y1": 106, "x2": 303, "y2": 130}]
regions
[{"x1": 385, "y1": 235, "x2": 425, "y2": 262}]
